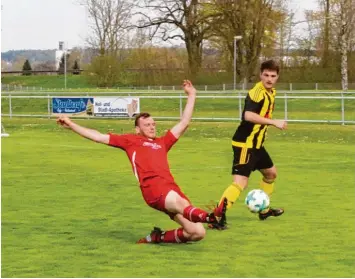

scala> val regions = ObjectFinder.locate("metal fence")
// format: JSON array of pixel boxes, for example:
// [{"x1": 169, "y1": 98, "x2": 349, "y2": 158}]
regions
[
  {"x1": 1, "y1": 91, "x2": 355, "y2": 125},
  {"x1": 2, "y1": 83, "x2": 355, "y2": 92}
]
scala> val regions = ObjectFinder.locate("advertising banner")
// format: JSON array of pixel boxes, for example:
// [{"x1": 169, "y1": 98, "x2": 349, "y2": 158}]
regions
[
  {"x1": 52, "y1": 97, "x2": 94, "y2": 116},
  {"x1": 94, "y1": 97, "x2": 140, "y2": 117}
]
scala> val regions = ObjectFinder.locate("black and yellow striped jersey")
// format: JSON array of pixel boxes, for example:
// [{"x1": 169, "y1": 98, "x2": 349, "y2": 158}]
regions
[{"x1": 232, "y1": 82, "x2": 276, "y2": 149}]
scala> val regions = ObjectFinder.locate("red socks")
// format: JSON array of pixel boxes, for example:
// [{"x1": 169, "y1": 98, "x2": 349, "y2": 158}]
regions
[
  {"x1": 161, "y1": 228, "x2": 188, "y2": 243},
  {"x1": 183, "y1": 205, "x2": 209, "y2": 223}
]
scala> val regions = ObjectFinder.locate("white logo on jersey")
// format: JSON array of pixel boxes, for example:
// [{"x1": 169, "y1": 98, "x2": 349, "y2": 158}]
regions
[{"x1": 143, "y1": 141, "x2": 162, "y2": 150}]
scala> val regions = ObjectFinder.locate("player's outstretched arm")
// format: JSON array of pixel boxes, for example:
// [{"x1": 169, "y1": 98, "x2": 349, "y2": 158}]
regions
[
  {"x1": 244, "y1": 111, "x2": 287, "y2": 130},
  {"x1": 57, "y1": 116, "x2": 110, "y2": 144},
  {"x1": 170, "y1": 80, "x2": 197, "y2": 139}
]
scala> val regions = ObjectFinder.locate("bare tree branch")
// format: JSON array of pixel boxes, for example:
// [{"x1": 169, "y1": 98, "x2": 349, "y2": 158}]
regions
[
  {"x1": 80, "y1": 0, "x2": 133, "y2": 56},
  {"x1": 134, "y1": 0, "x2": 215, "y2": 78}
]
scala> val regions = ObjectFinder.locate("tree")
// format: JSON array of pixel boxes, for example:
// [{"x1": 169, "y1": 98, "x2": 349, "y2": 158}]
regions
[
  {"x1": 80, "y1": 0, "x2": 133, "y2": 56},
  {"x1": 22, "y1": 59, "x2": 32, "y2": 75},
  {"x1": 86, "y1": 54, "x2": 124, "y2": 87},
  {"x1": 269, "y1": 1, "x2": 296, "y2": 67},
  {"x1": 310, "y1": 0, "x2": 355, "y2": 89},
  {"x1": 294, "y1": 10, "x2": 321, "y2": 64},
  {"x1": 33, "y1": 61, "x2": 56, "y2": 71},
  {"x1": 135, "y1": 0, "x2": 216, "y2": 79},
  {"x1": 58, "y1": 53, "x2": 70, "y2": 74},
  {"x1": 338, "y1": 0, "x2": 354, "y2": 90},
  {"x1": 73, "y1": 60, "x2": 81, "y2": 75},
  {"x1": 321, "y1": 0, "x2": 331, "y2": 67},
  {"x1": 207, "y1": 0, "x2": 283, "y2": 81}
]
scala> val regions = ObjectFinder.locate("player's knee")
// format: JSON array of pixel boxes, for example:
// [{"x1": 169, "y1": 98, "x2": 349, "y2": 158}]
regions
[
  {"x1": 194, "y1": 226, "x2": 206, "y2": 241},
  {"x1": 189, "y1": 223, "x2": 206, "y2": 241},
  {"x1": 264, "y1": 169, "x2": 277, "y2": 181},
  {"x1": 269, "y1": 171, "x2": 277, "y2": 180}
]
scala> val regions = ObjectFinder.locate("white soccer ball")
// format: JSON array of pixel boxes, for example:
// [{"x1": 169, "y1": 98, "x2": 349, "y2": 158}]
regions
[{"x1": 245, "y1": 189, "x2": 270, "y2": 213}]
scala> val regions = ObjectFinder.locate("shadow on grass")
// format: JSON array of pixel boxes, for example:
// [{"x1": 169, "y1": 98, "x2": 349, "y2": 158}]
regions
[{"x1": 108, "y1": 229, "x2": 142, "y2": 243}]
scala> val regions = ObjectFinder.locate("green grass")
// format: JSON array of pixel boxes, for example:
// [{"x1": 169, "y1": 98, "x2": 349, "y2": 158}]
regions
[
  {"x1": 2, "y1": 75, "x2": 91, "y2": 89},
  {"x1": 2, "y1": 117, "x2": 355, "y2": 277}
]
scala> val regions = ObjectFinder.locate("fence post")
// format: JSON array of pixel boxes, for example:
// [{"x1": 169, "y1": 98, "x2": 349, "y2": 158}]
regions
[
  {"x1": 284, "y1": 92, "x2": 288, "y2": 121},
  {"x1": 289, "y1": 83, "x2": 292, "y2": 91},
  {"x1": 159, "y1": 86, "x2": 162, "y2": 90},
  {"x1": 47, "y1": 94, "x2": 51, "y2": 119},
  {"x1": 205, "y1": 85, "x2": 207, "y2": 92},
  {"x1": 315, "y1": 83, "x2": 318, "y2": 91},
  {"x1": 172, "y1": 86, "x2": 175, "y2": 91},
  {"x1": 341, "y1": 92, "x2": 345, "y2": 125},
  {"x1": 9, "y1": 94, "x2": 12, "y2": 119},
  {"x1": 223, "y1": 84, "x2": 225, "y2": 91},
  {"x1": 238, "y1": 92, "x2": 242, "y2": 120},
  {"x1": 87, "y1": 93, "x2": 91, "y2": 120},
  {"x1": 179, "y1": 93, "x2": 183, "y2": 118}
]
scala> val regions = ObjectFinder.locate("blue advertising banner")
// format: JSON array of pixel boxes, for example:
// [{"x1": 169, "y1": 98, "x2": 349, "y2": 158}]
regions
[{"x1": 52, "y1": 97, "x2": 94, "y2": 116}]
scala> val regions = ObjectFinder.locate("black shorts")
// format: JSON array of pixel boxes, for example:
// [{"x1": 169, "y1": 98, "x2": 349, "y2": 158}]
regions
[{"x1": 231, "y1": 146, "x2": 274, "y2": 177}]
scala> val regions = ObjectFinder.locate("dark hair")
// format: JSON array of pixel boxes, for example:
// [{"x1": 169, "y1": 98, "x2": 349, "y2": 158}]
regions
[
  {"x1": 260, "y1": 60, "x2": 279, "y2": 74},
  {"x1": 134, "y1": 112, "x2": 151, "y2": 127}
]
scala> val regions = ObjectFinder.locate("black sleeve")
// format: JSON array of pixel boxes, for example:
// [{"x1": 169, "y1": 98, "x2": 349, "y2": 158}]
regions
[{"x1": 244, "y1": 95, "x2": 263, "y2": 114}]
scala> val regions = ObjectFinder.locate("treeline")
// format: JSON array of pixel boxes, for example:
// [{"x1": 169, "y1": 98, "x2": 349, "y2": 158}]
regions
[
  {"x1": 2, "y1": 0, "x2": 354, "y2": 87},
  {"x1": 81, "y1": 0, "x2": 355, "y2": 88}
]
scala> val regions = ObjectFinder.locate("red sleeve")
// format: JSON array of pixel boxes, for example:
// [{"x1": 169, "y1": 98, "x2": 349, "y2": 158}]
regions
[
  {"x1": 108, "y1": 133, "x2": 132, "y2": 150},
  {"x1": 162, "y1": 130, "x2": 178, "y2": 151}
]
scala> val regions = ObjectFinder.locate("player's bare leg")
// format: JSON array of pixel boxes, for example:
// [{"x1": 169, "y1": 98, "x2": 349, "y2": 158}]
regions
[
  {"x1": 136, "y1": 214, "x2": 205, "y2": 244},
  {"x1": 164, "y1": 190, "x2": 227, "y2": 224},
  {"x1": 173, "y1": 214, "x2": 205, "y2": 241},
  {"x1": 137, "y1": 191, "x2": 227, "y2": 244},
  {"x1": 258, "y1": 166, "x2": 284, "y2": 220}
]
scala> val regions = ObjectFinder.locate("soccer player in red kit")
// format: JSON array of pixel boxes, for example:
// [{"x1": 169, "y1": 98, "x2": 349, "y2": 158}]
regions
[{"x1": 57, "y1": 80, "x2": 227, "y2": 244}]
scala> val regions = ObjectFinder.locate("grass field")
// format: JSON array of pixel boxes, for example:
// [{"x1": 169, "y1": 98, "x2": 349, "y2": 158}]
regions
[{"x1": 2, "y1": 117, "x2": 355, "y2": 277}]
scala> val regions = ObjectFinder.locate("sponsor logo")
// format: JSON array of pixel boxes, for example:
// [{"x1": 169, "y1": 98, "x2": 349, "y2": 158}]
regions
[{"x1": 143, "y1": 141, "x2": 162, "y2": 150}]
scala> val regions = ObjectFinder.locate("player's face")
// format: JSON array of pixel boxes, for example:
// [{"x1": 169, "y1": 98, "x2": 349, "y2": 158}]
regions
[
  {"x1": 260, "y1": 69, "x2": 279, "y2": 90},
  {"x1": 136, "y1": 117, "x2": 157, "y2": 139}
]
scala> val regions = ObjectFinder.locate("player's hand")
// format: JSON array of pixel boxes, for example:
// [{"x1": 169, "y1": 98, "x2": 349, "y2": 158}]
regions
[
  {"x1": 56, "y1": 116, "x2": 73, "y2": 129},
  {"x1": 182, "y1": 80, "x2": 196, "y2": 96},
  {"x1": 272, "y1": 120, "x2": 287, "y2": 130}
]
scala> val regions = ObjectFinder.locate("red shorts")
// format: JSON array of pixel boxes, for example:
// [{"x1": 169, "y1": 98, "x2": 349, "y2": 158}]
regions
[{"x1": 140, "y1": 177, "x2": 190, "y2": 220}]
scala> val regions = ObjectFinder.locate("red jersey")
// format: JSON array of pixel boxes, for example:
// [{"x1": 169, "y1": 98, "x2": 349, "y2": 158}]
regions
[{"x1": 108, "y1": 130, "x2": 178, "y2": 186}]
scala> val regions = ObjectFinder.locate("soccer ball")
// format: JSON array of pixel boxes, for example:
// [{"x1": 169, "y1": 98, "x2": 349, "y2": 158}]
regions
[{"x1": 245, "y1": 189, "x2": 270, "y2": 213}]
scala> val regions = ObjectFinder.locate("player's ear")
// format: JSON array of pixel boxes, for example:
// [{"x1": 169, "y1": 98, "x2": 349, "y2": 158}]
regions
[{"x1": 135, "y1": 126, "x2": 140, "y2": 134}]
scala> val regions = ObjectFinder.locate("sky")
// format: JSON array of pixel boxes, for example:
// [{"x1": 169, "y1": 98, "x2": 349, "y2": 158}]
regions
[{"x1": 1, "y1": 0, "x2": 319, "y2": 52}]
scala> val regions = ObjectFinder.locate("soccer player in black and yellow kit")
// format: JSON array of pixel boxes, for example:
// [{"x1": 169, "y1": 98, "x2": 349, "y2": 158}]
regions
[{"x1": 212, "y1": 60, "x2": 287, "y2": 229}]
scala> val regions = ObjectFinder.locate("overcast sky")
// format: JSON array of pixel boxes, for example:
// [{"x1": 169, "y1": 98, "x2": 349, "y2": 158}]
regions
[{"x1": 1, "y1": 0, "x2": 319, "y2": 52}]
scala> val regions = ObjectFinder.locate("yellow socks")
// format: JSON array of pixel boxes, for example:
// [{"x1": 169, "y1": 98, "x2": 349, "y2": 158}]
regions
[
  {"x1": 219, "y1": 179, "x2": 274, "y2": 210},
  {"x1": 219, "y1": 183, "x2": 243, "y2": 209},
  {"x1": 260, "y1": 178, "x2": 274, "y2": 196}
]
